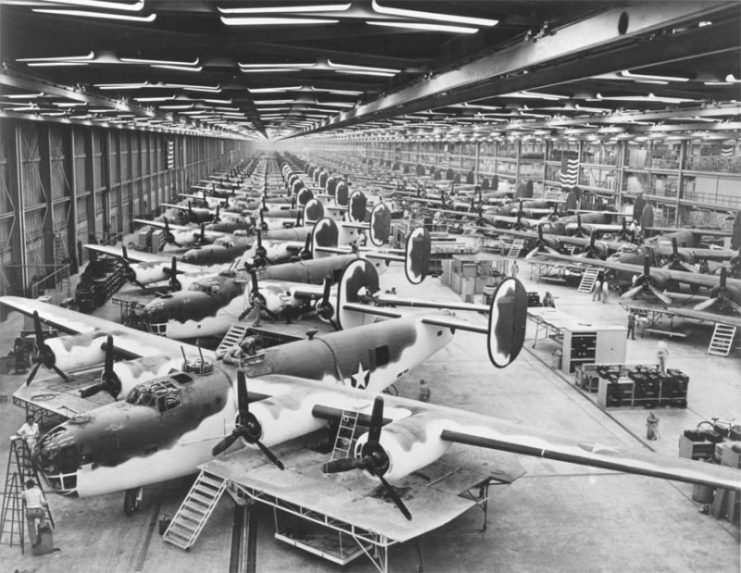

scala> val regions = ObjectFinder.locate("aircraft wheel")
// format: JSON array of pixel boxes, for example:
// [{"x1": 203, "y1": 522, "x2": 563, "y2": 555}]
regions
[{"x1": 124, "y1": 488, "x2": 142, "y2": 515}]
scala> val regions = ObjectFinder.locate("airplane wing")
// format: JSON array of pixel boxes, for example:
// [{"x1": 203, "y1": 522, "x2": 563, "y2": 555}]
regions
[
  {"x1": 237, "y1": 375, "x2": 741, "y2": 493},
  {"x1": 84, "y1": 244, "x2": 204, "y2": 274},
  {"x1": 133, "y1": 218, "x2": 231, "y2": 238},
  {"x1": 622, "y1": 299, "x2": 741, "y2": 328},
  {"x1": 1, "y1": 296, "x2": 213, "y2": 417}
]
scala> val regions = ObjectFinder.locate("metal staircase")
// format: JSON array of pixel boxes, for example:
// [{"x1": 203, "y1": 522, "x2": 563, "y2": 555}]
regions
[
  {"x1": 1, "y1": 438, "x2": 54, "y2": 552},
  {"x1": 216, "y1": 323, "x2": 251, "y2": 358},
  {"x1": 578, "y1": 268, "x2": 600, "y2": 294},
  {"x1": 330, "y1": 410, "x2": 359, "y2": 461},
  {"x1": 506, "y1": 239, "x2": 524, "y2": 259},
  {"x1": 708, "y1": 324, "x2": 737, "y2": 356},
  {"x1": 163, "y1": 471, "x2": 227, "y2": 550}
]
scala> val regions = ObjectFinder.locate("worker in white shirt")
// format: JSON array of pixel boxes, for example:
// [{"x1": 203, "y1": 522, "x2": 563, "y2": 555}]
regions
[
  {"x1": 22, "y1": 479, "x2": 48, "y2": 546},
  {"x1": 14, "y1": 415, "x2": 40, "y2": 451}
]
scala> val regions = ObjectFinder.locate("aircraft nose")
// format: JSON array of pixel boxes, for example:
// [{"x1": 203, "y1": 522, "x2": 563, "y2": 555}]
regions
[{"x1": 34, "y1": 426, "x2": 80, "y2": 493}]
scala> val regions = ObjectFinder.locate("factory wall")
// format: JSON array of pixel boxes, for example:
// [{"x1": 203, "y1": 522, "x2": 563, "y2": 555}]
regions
[{"x1": 0, "y1": 118, "x2": 251, "y2": 297}]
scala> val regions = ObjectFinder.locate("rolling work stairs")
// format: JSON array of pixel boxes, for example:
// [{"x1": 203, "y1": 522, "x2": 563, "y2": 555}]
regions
[
  {"x1": 163, "y1": 471, "x2": 227, "y2": 550},
  {"x1": 708, "y1": 324, "x2": 737, "y2": 356},
  {"x1": 506, "y1": 239, "x2": 525, "y2": 259},
  {"x1": 330, "y1": 410, "x2": 359, "y2": 461},
  {"x1": 578, "y1": 268, "x2": 600, "y2": 294},
  {"x1": 215, "y1": 323, "x2": 250, "y2": 358},
  {"x1": 0, "y1": 438, "x2": 55, "y2": 552}
]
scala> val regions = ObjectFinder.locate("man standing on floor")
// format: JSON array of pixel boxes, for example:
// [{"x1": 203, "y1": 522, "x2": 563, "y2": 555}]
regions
[
  {"x1": 627, "y1": 312, "x2": 636, "y2": 340},
  {"x1": 22, "y1": 479, "x2": 48, "y2": 547}
]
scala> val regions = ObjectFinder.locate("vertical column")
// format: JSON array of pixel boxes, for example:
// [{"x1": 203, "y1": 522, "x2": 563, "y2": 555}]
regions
[
  {"x1": 66, "y1": 127, "x2": 80, "y2": 267},
  {"x1": 102, "y1": 130, "x2": 113, "y2": 239},
  {"x1": 473, "y1": 141, "x2": 480, "y2": 184},
  {"x1": 10, "y1": 122, "x2": 28, "y2": 293},
  {"x1": 615, "y1": 140, "x2": 626, "y2": 209},
  {"x1": 38, "y1": 125, "x2": 55, "y2": 267},
  {"x1": 675, "y1": 140, "x2": 686, "y2": 226},
  {"x1": 84, "y1": 128, "x2": 97, "y2": 241}
]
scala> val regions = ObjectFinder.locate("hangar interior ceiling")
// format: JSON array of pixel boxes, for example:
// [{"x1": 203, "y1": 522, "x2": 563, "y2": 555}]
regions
[{"x1": 1, "y1": 1, "x2": 740, "y2": 142}]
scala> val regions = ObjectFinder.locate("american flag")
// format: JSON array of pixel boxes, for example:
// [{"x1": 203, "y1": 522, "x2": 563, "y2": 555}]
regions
[
  {"x1": 721, "y1": 145, "x2": 735, "y2": 158},
  {"x1": 560, "y1": 156, "x2": 579, "y2": 187}
]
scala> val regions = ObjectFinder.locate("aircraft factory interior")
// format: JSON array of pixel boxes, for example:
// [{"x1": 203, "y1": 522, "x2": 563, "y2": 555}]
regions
[{"x1": 1, "y1": 2, "x2": 740, "y2": 572}]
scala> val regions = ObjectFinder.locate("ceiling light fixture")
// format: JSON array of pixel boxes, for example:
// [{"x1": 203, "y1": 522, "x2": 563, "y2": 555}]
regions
[
  {"x1": 3, "y1": 93, "x2": 45, "y2": 100},
  {"x1": 620, "y1": 70, "x2": 690, "y2": 83},
  {"x1": 18, "y1": 52, "x2": 95, "y2": 63},
  {"x1": 367, "y1": 20, "x2": 478, "y2": 34},
  {"x1": 36, "y1": 0, "x2": 144, "y2": 11},
  {"x1": 218, "y1": 3, "x2": 350, "y2": 14},
  {"x1": 134, "y1": 96, "x2": 176, "y2": 102},
  {"x1": 221, "y1": 17, "x2": 339, "y2": 26},
  {"x1": 25, "y1": 62, "x2": 90, "y2": 67},
  {"x1": 248, "y1": 86, "x2": 303, "y2": 93},
  {"x1": 371, "y1": 0, "x2": 498, "y2": 26},
  {"x1": 121, "y1": 57, "x2": 200, "y2": 66},
  {"x1": 151, "y1": 64, "x2": 203, "y2": 72},
  {"x1": 32, "y1": 9, "x2": 157, "y2": 22},
  {"x1": 500, "y1": 91, "x2": 568, "y2": 100},
  {"x1": 327, "y1": 60, "x2": 399, "y2": 74}
]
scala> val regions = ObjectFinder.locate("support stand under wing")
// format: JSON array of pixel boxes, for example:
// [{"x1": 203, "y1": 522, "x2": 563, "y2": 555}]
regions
[{"x1": 168, "y1": 440, "x2": 522, "y2": 573}]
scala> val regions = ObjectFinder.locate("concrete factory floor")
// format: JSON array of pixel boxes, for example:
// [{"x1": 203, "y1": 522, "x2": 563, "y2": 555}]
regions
[{"x1": 0, "y1": 257, "x2": 739, "y2": 573}]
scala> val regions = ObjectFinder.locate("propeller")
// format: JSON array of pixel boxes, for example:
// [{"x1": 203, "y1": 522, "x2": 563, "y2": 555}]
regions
[
  {"x1": 573, "y1": 214, "x2": 590, "y2": 238},
  {"x1": 211, "y1": 370, "x2": 285, "y2": 470},
  {"x1": 193, "y1": 223, "x2": 208, "y2": 247},
  {"x1": 693, "y1": 267, "x2": 741, "y2": 312},
  {"x1": 662, "y1": 238, "x2": 695, "y2": 273},
  {"x1": 620, "y1": 256, "x2": 673, "y2": 305},
  {"x1": 163, "y1": 217, "x2": 180, "y2": 247},
  {"x1": 258, "y1": 210, "x2": 268, "y2": 232},
  {"x1": 26, "y1": 311, "x2": 70, "y2": 385},
  {"x1": 298, "y1": 233, "x2": 312, "y2": 260},
  {"x1": 578, "y1": 233, "x2": 605, "y2": 260},
  {"x1": 617, "y1": 218, "x2": 634, "y2": 243},
  {"x1": 79, "y1": 335, "x2": 122, "y2": 399},
  {"x1": 238, "y1": 265, "x2": 278, "y2": 321},
  {"x1": 167, "y1": 257, "x2": 182, "y2": 291},
  {"x1": 187, "y1": 201, "x2": 194, "y2": 223},
  {"x1": 525, "y1": 226, "x2": 561, "y2": 259},
  {"x1": 322, "y1": 397, "x2": 411, "y2": 520},
  {"x1": 315, "y1": 276, "x2": 334, "y2": 322},
  {"x1": 214, "y1": 204, "x2": 221, "y2": 224},
  {"x1": 120, "y1": 246, "x2": 148, "y2": 288},
  {"x1": 253, "y1": 230, "x2": 269, "y2": 267}
]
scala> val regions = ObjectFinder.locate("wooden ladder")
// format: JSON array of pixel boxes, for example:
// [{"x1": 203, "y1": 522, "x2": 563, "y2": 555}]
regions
[
  {"x1": 507, "y1": 239, "x2": 525, "y2": 259},
  {"x1": 0, "y1": 438, "x2": 54, "y2": 552},
  {"x1": 578, "y1": 268, "x2": 600, "y2": 293},
  {"x1": 163, "y1": 471, "x2": 227, "y2": 550},
  {"x1": 216, "y1": 323, "x2": 250, "y2": 358},
  {"x1": 708, "y1": 323, "x2": 737, "y2": 356},
  {"x1": 330, "y1": 409, "x2": 359, "y2": 461}
]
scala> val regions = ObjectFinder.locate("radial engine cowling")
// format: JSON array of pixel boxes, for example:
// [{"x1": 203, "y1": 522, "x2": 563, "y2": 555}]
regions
[
  {"x1": 40, "y1": 333, "x2": 109, "y2": 373},
  {"x1": 354, "y1": 413, "x2": 451, "y2": 481}
]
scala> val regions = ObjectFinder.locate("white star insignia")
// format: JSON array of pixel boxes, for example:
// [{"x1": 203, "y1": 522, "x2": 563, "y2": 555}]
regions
[{"x1": 349, "y1": 362, "x2": 371, "y2": 390}]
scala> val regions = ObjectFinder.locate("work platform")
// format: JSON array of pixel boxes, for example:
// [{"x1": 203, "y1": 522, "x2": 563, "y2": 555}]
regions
[{"x1": 193, "y1": 441, "x2": 521, "y2": 572}]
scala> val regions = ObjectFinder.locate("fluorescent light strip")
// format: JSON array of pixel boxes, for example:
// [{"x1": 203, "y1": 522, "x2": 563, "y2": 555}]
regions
[
  {"x1": 151, "y1": 64, "x2": 203, "y2": 72},
  {"x1": 52, "y1": 102, "x2": 86, "y2": 107},
  {"x1": 339, "y1": 70, "x2": 395, "y2": 77},
  {"x1": 239, "y1": 62, "x2": 315, "y2": 69},
  {"x1": 318, "y1": 101, "x2": 354, "y2": 108},
  {"x1": 202, "y1": 99, "x2": 233, "y2": 104},
  {"x1": 96, "y1": 83, "x2": 148, "y2": 89},
  {"x1": 366, "y1": 20, "x2": 478, "y2": 34},
  {"x1": 248, "y1": 86, "x2": 303, "y2": 93},
  {"x1": 621, "y1": 70, "x2": 690, "y2": 82},
  {"x1": 371, "y1": 0, "x2": 497, "y2": 26},
  {"x1": 500, "y1": 91, "x2": 568, "y2": 100},
  {"x1": 26, "y1": 62, "x2": 90, "y2": 67},
  {"x1": 32, "y1": 9, "x2": 157, "y2": 22},
  {"x1": 240, "y1": 68, "x2": 302, "y2": 74},
  {"x1": 134, "y1": 96, "x2": 176, "y2": 102},
  {"x1": 171, "y1": 84, "x2": 221, "y2": 92},
  {"x1": 254, "y1": 99, "x2": 296, "y2": 105},
  {"x1": 35, "y1": 1, "x2": 145, "y2": 13},
  {"x1": 18, "y1": 52, "x2": 95, "y2": 62},
  {"x1": 218, "y1": 3, "x2": 350, "y2": 14},
  {"x1": 327, "y1": 59, "x2": 399, "y2": 73},
  {"x1": 3, "y1": 93, "x2": 45, "y2": 99},
  {"x1": 221, "y1": 17, "x2": 338, "y2": 26},
  {"x1": 121, "y1": 57, "x2": 200, "y2": 66}
]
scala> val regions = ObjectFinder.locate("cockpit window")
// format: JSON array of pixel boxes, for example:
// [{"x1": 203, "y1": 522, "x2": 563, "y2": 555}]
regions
[
  {"x1": 170, "y1": 372, "x2": 193, "y2": 385},
  {"x1": 126, "y1": 379, "x2": 181, "y2": 412},
  {"x1": 189, "y1": 282, "x2": 202, "y2": 291}
]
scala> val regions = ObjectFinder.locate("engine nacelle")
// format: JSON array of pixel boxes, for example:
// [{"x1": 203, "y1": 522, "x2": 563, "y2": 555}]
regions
[
  {"x1": 249, "y1": 390, "x2": 325, "y2": 446},
  {"x1": 128, "y1": 263, "x2": 169, "y2": 285},
  {"x1": 42, "y1": 333, "x2": 109, "y2": 372},
  {"x1": 112, "y1": 355, "x2": 180, "y2": 399},
  {"x1": 354, "y1": 413, "x2": 451, "y2": 481}
]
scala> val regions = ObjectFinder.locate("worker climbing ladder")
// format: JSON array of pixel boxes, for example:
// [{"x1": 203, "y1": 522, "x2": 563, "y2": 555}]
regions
[
  {"x1": 578, "y1": 267, "x2": 601, "y2": 294},
  {"x1": 163, "y1": 471, "x2": 227, "y2": 550},
  {"x1": 0, "y1": 438, "x2": 54, "y2": 552},
  {"x1": 330, "y1": 409, "x2": 359, "y2": 461},
  {"x1": 708, "y1": 323, "x2": 737, "y2": 356}
]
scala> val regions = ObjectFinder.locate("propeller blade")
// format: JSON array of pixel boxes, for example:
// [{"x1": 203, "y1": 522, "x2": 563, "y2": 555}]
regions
[
  {"x1": 620, "y1": 285, "x2": 644, "y2": 300},
  {"x1": 211, "y1": 433, "x2": 238, "y2": 457},
  {"x1": 524, "y1": 247, "x2": 540, "y2": 260},
  {"x1": 368, "y1": 396, "x2": 384, "y2": 445},
  {"x1": 103, "y1": 335, "x2": 114, "y2": 378},
  {"x1": 51, "y1": 364, "x2": 70, "y2": 382},
  {"x1": 238, "y1": 303, "x2": 254, "y2": 321},
  {"x1": 169, "y1": 257, "x2": 181, "y2": 291},
  {"x1": 378, "y1": 474, "x2": 412, "y2": 521},
  {"x1": 256, "y1": 440, "x2": 285, "y2": 470},
  {"x1": 647, "y1": 285, "x2": 673, "y2": 305},
  {"x1": 122, "y1": 245, "x2": 130, "y2": 262},
  {"x1": 321, "y1": 276, "x2": 332, "y2": 304},
  {"x1": 237, "y1": 370, "x2": 249, "y2": 420},
  {"x1": 693, "y1": 297, "x2": 719, "y2": 311},
  {"x1": 33, "y1": 311, "x2": 45, "y2": 347},
  {"x1": 25, "y1": 362, "x2": 42, "y2": 386},
  {"x1": 322, "y1": 457, "x2": 365, "y2": 474}
]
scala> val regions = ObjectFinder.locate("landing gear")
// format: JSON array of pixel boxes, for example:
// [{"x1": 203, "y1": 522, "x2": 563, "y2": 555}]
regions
[{"x1": 124, "y1": 487, "x2": 143, "y2": 515}]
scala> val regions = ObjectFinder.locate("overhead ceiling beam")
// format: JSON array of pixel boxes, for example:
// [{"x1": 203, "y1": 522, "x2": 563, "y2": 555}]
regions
[{"x1": 296, "y1": 2, "x2": 740, "y2": 136}]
